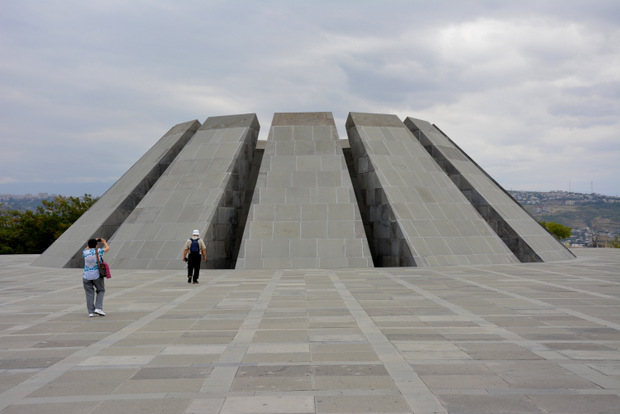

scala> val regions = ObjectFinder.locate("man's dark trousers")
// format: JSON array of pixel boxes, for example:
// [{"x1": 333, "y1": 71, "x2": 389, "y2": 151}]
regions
[{"x1": 187, "y1": 252, "x2": 201, "y2": 283}]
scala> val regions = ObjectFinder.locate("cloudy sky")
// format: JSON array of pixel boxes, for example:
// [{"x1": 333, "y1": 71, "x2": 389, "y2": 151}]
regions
[{"x1": 1, "y1": 0, "x2": 619, "y2": 197}]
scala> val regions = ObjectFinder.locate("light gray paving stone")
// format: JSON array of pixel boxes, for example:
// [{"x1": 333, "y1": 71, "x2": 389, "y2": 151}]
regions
[
  {"x1": 526, "y1": 394, "x2": 620, "y2": 414},
  {"x1": 220, "y1": 395, "x2": 315, "y2": 414},
  {"x1": 91, "y1": 398, "x2": 191, "y2": 414},
  {"x1": 438, "y1": 394, "x2": 544, "y2": 413},
  {"x1": 1, "y1": 401, "x2": 98, "y2": 414},
  {"x1": 315, "y1": 394, "x2": 410, "y2": 413},
  {"x1": 186, "y1": 398, "x2": 225, "y2": 414}
]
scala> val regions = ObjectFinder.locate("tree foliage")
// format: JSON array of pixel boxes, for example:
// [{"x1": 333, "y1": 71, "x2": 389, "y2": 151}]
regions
[
  {"x1": 539, "y1": 221, "x2": 572, "y2": 241},
  {"x1": 0, "y1": 194, "x2": 97, "y2": 254}
]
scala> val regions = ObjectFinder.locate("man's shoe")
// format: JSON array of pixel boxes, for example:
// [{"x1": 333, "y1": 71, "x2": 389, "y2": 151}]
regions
[
  {"x1": 193, "y1": 281, "x2": 199, "y2": 284},
  {"x1": 89, "y1": 313, "x2": 94, "y2": 317},
  {"x1": 94, "y1": 309, "x2": 106, "y2": 316}
]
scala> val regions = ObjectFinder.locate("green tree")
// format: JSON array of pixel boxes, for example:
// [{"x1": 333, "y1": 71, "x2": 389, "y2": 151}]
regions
[
  {"x1": 0, "y1": 208, "x2": 21, "y2": 254},
  {"x1": 38, "y1": 194, "x2": 97, "y2": 236},
  {"x1": 540, "y1": 221, "x2": 572, "y2": 241},
  {"x1": 0, "y1": 194, "x2": 97, "y2": 254}
]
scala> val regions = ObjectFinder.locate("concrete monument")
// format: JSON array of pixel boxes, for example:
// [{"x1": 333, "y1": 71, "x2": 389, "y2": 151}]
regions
[{"x1": 35, "y1": 112, "x2": 574, "y2": 269}]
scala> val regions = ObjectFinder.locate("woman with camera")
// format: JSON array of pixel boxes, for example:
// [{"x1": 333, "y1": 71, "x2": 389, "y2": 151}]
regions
[{"x1": 82, "y1": 238, "x2": 109, "y2": 317}]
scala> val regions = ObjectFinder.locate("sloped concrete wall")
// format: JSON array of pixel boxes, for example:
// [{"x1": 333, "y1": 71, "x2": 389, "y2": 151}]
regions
[
  {"x1": 33, "y1": 120, "x2": 201, "y2": 268},
  {"x1": 346, "y1": 112, "x2": 519, "y2": 266},
  {"x1": 104, "y1": 114, "x2": 259, "y2": 270},
  {"x1": 404, "y1": 117, "x2": 575, "y2": 262},
  {"x1": 236, "y1": 112, "x2": 373, "y2": 269}
]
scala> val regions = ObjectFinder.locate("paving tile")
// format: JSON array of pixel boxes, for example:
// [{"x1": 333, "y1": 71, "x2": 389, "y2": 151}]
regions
[
  {"x1": 91, "y1": 398, "x2": 190, "y2": 414},
  {"x1": 310, "y1": 343, "x2": 374, "y2": 353},
  {"x1": 0, "y1": 355, "x2": 66, "y2": 370},
  {"x1": 231, "y1": 376, "x2": 313, "y2": 391},
  {"x1": 186, "y1": 398, "x2": 225, "y2": 414},
  {"x1": 258, "y1": 318, "x2": 308, "y2": 329},
  {"x1": 315, "y1": 394, "x2": 410, "y2": 413},
  {"x1": 252, "y1": 329, "x2": 308, "y2": 342},
  {"x1": 26, "y1": 369, "x2": 136, "y2": 397},
  {"x1": 411, "y1": 362, "x2": 495, "y2": 375},
  {"x1": 131, "y1": 366, "x2": 212, "y2": 379},
  {"x1": 313, "y1": 364, "x2": 389, "y2": 376},
  {"x1": 220, "y1": 395, "x2": 314, "y2": 414},
  {"x1": 237, "y1": 365, "x2": 312, "y2": 377},
  {"x1": 457, "y1": 342, "x2": 543, "y2": 360},
  {"x1": 78, "y1": 355, "x2": 155, "y2": 367},
  {"x1": 395, "y1": 341, "x2": 471, "y2": 361},
  {"x1": 99, "y1": 345, "x2": 165, "y2": 356},
  {"x1": 527, "y1": 393, "x2": 620, "y2": 414},
  {"x1": 116, "y1": 377, "x2": 202, "y2": 393},
  {"x1": 1, "y1": 402, "x2": 95, "y2": 414},
  {"x1": 420, "y1": 374, "x2": 509, "y2": 390},
  {"x1": 242, "y1": 352, "x2": 310, "y2": 363},
  {"x1": 145, "y1": 354, "x2": 221, "y2": 367},
  {"x1": 311, "y1": 351, "x2": 379, "y2": 362},
  {"x1": 160, "y1": 345, "x2": 227, "y2": 355},
  {"x1": 0, "y1": 372, "x2": 37, "y2": 393},
  {"x1": 247, "y1": 343, "x2": 310, "y2": 354},
  {"x1": 438, "y1": 394, "x2": 544, "y2": 413},
  {"x1": 314, "y1": 375, "x2": 396, "y2": 390}
]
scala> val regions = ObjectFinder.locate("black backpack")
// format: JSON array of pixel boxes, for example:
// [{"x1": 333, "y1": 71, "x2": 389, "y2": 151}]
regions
[{"x1": 189, "y1": 238, "x2": 200, "y2": 254}]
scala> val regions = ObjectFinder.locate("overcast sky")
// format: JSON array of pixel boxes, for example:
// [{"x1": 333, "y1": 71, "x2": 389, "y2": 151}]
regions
[{"x1": 1, "y1": 0, "x2": 619, "y2": 197}]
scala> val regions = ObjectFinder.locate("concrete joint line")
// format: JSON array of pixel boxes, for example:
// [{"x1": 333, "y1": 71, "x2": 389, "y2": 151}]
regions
[
  {"x1": 200, "y1": 271, "x2": 283, "y2": 395},
  {"x1": 328, "y1": 272, "x2": 448, "y2": 414}
]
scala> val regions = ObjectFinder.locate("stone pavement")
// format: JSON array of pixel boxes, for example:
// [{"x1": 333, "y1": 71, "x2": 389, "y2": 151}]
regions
[{"x1": 1, "y1": 249, "x2": 619, "y2": 413}]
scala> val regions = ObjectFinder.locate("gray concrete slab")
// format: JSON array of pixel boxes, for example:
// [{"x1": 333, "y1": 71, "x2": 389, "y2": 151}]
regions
[
  {"x1": 346, "y1": 113, "x2": 519, "y2": 267},
  {"x1": 105, "y1": 114, "x2": 259, "y2": 270},
  {"x1": 404, "y1": 117, "x2": 575, "y2": 263},
  {"x1": 236, "y1": 112, "x2": 373, "y2": 269},
  {"x1": 1, "y1": 249, "x2": 619, "y2": 413}
]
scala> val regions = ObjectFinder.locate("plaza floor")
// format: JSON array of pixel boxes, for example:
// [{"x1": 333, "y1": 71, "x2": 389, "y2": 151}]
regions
[{"x1": 0, "y1": 249, "x2": 619, "y2": 413}]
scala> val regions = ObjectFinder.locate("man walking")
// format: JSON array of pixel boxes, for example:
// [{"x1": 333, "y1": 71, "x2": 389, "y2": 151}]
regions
[{"x1": 183, "y1": 229, "x2": 206, "y2": 284}]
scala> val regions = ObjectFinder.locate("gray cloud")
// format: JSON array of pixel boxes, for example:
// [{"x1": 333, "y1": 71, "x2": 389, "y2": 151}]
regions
[{"x1": 1, "y1": 0, "x2": 618, "y2": 197}]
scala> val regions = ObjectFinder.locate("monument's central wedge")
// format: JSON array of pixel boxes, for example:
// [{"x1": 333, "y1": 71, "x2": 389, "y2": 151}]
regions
[{"x1": 236, "y1": 112, "x2": 374, "y2": 269}]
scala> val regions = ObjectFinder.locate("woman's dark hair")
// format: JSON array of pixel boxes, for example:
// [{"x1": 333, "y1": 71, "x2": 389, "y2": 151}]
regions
[{"x1": 87, "y1": 239, "x2": 98, "y2": 248}]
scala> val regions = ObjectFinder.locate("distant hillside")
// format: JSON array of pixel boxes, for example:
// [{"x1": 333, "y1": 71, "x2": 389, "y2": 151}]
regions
[
  {"x1": 0, "y1": 194, "x2": 56, "y2": 211},
  {"x1": 524, "y1": 203, "x2": 620, "y2": 232},
  {"x1": 508, "y1": 190, "x2": 620, "y2": 245}
]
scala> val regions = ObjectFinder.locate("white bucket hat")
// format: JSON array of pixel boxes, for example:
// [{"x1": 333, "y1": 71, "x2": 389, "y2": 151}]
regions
[{"x1": 192, "y1": 229, "x2": 199, "y2": 236}]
